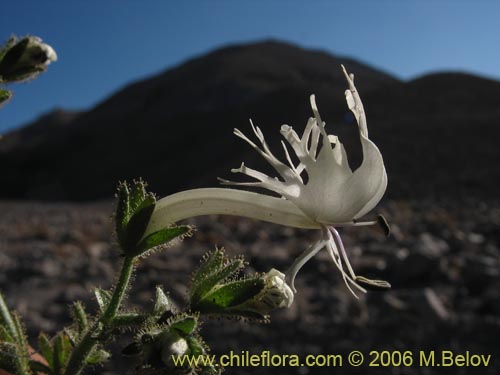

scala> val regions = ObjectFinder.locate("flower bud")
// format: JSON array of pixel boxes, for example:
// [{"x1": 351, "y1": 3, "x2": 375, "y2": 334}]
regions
[
  {"x1": 0, "y1": 36, "x2": 57, "y2": 83},
  {"x1": 248, "y1": 268, "x2": 294, "y2": 311}
]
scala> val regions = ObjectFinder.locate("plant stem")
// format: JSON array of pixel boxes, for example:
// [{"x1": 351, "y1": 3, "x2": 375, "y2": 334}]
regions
[{"x1": 63, "y1": 256, "x2": 135, "y2": 375}]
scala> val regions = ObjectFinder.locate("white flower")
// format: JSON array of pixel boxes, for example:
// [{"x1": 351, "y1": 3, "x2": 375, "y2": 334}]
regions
[{"x1": 145, "y1": 65, "x2": 390, "y2": 298}]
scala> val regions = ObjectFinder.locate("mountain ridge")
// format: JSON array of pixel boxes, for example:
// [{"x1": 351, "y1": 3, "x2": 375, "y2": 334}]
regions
[{"x1": 1, "y1": 40, "x2": 499, "y2": 201}]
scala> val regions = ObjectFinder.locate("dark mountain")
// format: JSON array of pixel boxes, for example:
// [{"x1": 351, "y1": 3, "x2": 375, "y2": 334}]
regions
[{"x1": 1, "y1": 40, "x2": 499, "y2": 200}]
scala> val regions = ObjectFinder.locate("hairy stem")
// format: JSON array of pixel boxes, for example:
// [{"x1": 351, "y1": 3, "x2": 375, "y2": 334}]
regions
[{"x1": 63, "y1": 256, "x2": 135, "y2": 375}]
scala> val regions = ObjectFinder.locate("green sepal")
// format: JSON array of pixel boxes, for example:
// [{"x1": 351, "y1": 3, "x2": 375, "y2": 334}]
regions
[
  {"x1": 128, "y1": 179, "x2": 148, "y2": 213},
  {"x1": 193, "y1": 277, "x2": 264, "y2": 314},
  {"x1": 115, "y1": 181, "x2": 131, "y2": 246},
  {"x1": 170, "y1": 316, "x2": 197, "y2": 335},
  {"x1": 115, "y1": 180, "x2": 164, "y2": 257},
  {"x1": 123, "y1": 194, "x2": 155, "y2": 252},
  {"x1": 133, "y1": 225, "x2": 191, "y2": 256},
  {"x1": 190, "y1": 253, "x2": 244, "y2": 305},
  {"x1": 192, "y1": 249, "x2": 226, "y2": 287}
]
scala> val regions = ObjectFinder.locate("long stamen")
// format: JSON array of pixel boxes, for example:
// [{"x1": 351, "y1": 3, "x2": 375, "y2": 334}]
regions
[
  {"x1": 324, "y1": 239, "x2": 365, "y2": 298},
  {"x1": 329, "y1": 226, "x2": 356, "y2": 280},
  {"x1": 324, "y1": 228, "x2": 366, "y2": 295}
]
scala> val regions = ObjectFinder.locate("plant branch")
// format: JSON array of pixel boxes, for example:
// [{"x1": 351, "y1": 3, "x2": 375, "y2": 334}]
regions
[{"x1": 63, "y1": 256, "x2": 135, "y2": 375}]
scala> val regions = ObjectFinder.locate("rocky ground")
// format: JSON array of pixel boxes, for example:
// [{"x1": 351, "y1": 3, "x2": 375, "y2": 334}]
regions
[{"x1": 1, "y1": 198, "x2": 499, "y2": 374}]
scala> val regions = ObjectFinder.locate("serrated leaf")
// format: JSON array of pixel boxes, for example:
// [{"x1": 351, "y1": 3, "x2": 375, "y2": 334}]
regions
[
  {"x1": 170, "y1": 316, "x2": 197, "y2": 335},
  {"x1": 38, "y1": 333, "x2": 54, "y2": 369},
  {"x1": 86, "y1": 348, "x2": 110, "y2": 365},
  {"x1": 94, "y1": 288, "x2": 112, "y2": 313},
  {"x1": 153, "y1": 286, "x2": 171, "y2": 316},
  {"x1": 190, "y1": 258, "x2": 244, "y2": 305}
]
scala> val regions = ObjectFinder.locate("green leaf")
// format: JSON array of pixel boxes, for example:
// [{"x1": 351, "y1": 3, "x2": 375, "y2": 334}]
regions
[
  {"x1": 52, "y1": 333, "x2": 72, "y2": 375},
  {"x1": 170, "y1": 316, "x2": 197, "y2": 335},
  {"x1": 38, "y1": 333, "x2": 54, "y2": 369},
  {"x1": 94, "y1": 288, "x2": 112, "y2": 313},
  {"x1": 134, "y1": 225, "x2": 191, "y2": 256},
  {"x1": 12, "y1": 312, "x2": 31, "y2": 374},
  {"x1": 71, "y1": 301, "x2": 88, "y2": 336}
]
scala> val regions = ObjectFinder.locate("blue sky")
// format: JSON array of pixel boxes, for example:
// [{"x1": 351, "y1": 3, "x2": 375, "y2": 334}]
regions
[{"x1": 1, "y1": 0, "x2": 499, "y2": 132}]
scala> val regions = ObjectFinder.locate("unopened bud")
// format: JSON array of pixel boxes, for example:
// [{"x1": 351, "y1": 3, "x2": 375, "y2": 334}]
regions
[
  {"x1": 0, "y1": 36, "x2": 57, "y2": 83},
  {"x1": 248, "y1": 268, "x2": 294, "y2": 312}
]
